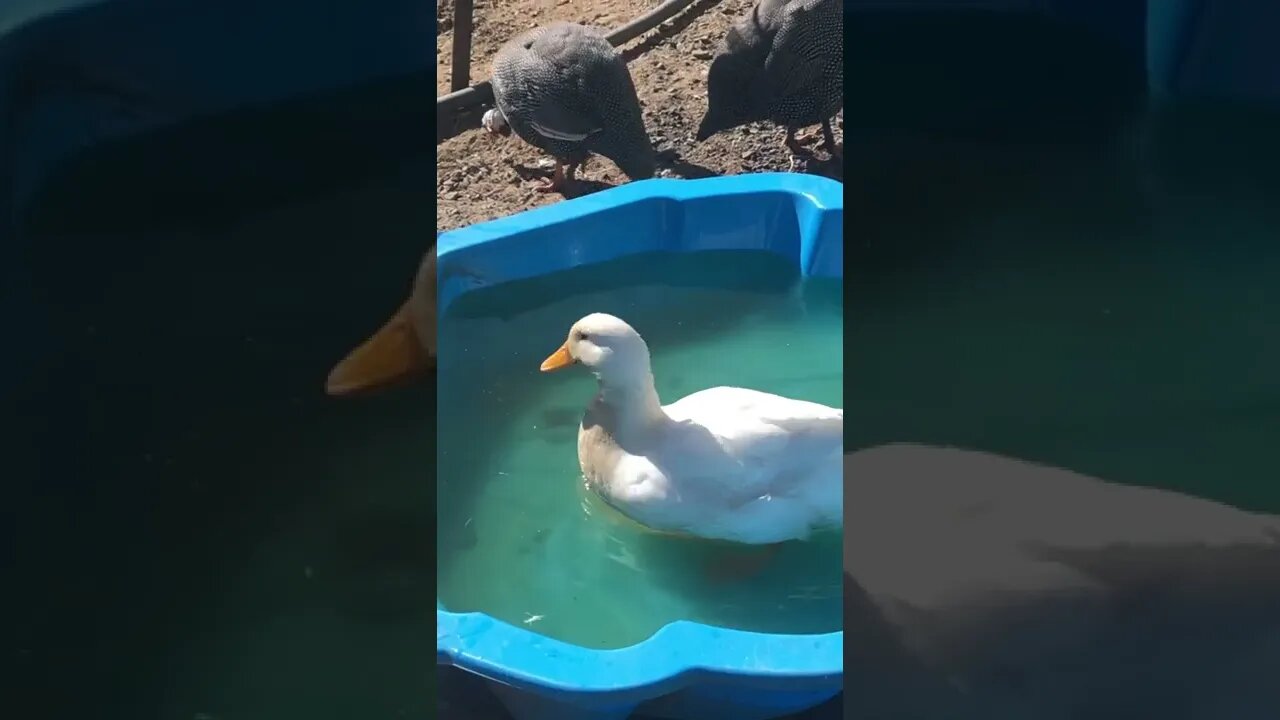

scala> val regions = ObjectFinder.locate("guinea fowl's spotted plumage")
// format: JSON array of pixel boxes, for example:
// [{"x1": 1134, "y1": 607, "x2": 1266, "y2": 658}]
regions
[
  {"x1": 488, "y1": 22, "x2": 656, "y2": 188},
  {"x1": 698, "y1": 0, "x2": 843, "y2": 157}
]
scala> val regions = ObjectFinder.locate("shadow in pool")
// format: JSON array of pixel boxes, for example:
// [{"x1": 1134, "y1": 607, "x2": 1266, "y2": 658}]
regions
[{"x1": 539, "y1": 406, "x2": 585, "y2": 431}]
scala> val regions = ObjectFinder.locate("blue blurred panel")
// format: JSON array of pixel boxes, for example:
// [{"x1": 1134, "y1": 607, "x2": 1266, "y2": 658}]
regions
[
  {"x1": 0, "y1": 0, "x2": 431, "y2": 233},
  {"x1": 1148, "y1": 0, "x2": 1280, "y2": 108}
]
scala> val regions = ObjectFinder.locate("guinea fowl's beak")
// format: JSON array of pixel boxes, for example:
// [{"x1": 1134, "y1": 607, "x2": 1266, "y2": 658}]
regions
[
  {"x1": 326, "y1": 301, "x2": 430, "y2": 396},
  {"x1": 540, "y1": 343, "x2": 575, "y2": 372}
]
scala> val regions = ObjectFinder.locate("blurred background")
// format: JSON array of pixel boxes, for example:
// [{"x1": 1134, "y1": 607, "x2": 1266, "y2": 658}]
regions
[{"x1": 5, "y1": 0, "x2": 1279, "y2": 718}]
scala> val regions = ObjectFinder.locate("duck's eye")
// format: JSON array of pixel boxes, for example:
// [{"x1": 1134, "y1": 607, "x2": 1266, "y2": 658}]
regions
[{"x1": 577, "y1": 332, "x2": 591, "y2": 342}]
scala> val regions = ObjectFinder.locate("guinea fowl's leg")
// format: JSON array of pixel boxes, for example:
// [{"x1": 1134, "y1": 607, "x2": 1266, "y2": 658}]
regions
[
  {"x1": 819, "y1": 118, "x2": 843, "y2": 160},
  {"x1": 784, "y1": 128, "x2": 811, "y2": 173},
  {"x1": 784, "y1": 127, "x2": 807, "y2": 155},
  {"x1": 704, "y1": 543, "x2": 784, "y2": 585},
  {"x1": 534, "y1": 161, "x2": 569, "y2": 194}
]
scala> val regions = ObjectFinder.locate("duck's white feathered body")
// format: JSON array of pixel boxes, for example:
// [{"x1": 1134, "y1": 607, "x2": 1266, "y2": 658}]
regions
[
  {"x1": 581, "y1": 386, "x2": 843, "y2": 543},
  {"x1": 544, "y1": 313, "x2": 843, "y2": 545}
]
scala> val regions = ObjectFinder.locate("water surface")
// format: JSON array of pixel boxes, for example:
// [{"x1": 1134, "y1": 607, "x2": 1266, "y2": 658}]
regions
[{"x1": 437, "y1": 250, "x2": 845, "y2": 649}]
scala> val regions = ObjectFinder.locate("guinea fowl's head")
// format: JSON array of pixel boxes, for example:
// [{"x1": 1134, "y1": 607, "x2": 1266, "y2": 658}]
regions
[
  {"x1": 697, "y1": 26, "x2": 762, "y2": 141},
  {"x1": 482, "y1": 108, "x2": 512, "y2": 137},
  {"x1": 613, "y1": 140, "x2": 657, "y2": 182}
]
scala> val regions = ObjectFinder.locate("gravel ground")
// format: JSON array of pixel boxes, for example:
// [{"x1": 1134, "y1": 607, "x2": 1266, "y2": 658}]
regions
[{"x1": 436, "y1": 0, "x2": 843, "y2": 231}]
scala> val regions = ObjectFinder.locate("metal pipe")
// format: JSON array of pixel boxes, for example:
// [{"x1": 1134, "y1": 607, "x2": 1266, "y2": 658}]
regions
[
  {"x1": 437, "y1": 0, "x2": 699, "y2": 119},
  {"x1": 450, "y1": 0, "x2": 474, "y2": 93},
  {"x1": 603, "y1": 0, "x2": 698, "y2": 47}
]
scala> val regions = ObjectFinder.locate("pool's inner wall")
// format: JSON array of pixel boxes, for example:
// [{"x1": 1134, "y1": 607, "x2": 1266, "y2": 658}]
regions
[
  {"x1": 1, "y1": 0, "x2": 432, "y2": 237},
  {"x1": 435, "y1": 184, "x2": 842, "y2": 318}
]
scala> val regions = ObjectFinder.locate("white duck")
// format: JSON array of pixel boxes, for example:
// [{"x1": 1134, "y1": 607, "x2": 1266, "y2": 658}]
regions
[{"x1": 539, "y1": 313, "x2": 843, "y2": 544}]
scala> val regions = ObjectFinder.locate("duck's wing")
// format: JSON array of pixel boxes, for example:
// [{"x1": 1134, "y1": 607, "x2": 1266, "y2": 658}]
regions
[{"x1": 663, "y1": 387, "x2": 843, "y2": 503}]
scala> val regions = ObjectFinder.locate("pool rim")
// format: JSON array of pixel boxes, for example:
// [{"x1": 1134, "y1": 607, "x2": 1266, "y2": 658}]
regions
[{"x1": 435, "y1": 172, "x2": 844, "y2": 696}]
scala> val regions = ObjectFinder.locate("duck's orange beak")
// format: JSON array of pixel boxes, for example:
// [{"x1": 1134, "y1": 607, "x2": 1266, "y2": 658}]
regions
[
  {"x1": 326, "y1": 302, "x2": 430, "y2": 396},
  {"x1": 539, "y1": 344, "x2": 575, "y2": 372}
]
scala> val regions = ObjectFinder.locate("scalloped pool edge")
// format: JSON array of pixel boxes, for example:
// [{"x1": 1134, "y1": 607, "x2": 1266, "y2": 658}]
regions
[{"x1": 436, "y1": 173, "x2": 843, "y2": 720}]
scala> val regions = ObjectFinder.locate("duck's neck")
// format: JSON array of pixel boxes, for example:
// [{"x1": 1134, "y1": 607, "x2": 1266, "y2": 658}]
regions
[{"x1": 594, "y1": 371, "x2": 666, "y2": 437}]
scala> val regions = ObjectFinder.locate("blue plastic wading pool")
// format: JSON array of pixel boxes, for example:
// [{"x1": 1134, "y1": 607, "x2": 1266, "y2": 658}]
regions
[{"x1": 435, "y1": 173, "x2": 843, "y2": 720}]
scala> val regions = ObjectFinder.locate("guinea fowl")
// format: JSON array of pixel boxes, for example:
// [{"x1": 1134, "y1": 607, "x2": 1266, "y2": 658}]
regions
[
  {"x1": 696, "y1": 0, "x2": 843, "y2": 171},
  {"x1": 482, "y1": 22, "x2": 656, "y2": 194}
]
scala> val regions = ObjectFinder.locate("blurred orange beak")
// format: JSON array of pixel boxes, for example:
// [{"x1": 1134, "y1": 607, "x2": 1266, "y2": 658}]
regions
[
  {"x1": 326, "y1": 302, "x2": 431, "y2": 396},
  {"x1": 540, "y1": 344, "x2": 575, "y2": 372}
]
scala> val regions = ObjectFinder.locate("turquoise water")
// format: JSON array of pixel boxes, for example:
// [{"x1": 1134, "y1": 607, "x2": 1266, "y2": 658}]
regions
[{"x1": 436, "y1": 251, "x2": 844, "y2": 649}]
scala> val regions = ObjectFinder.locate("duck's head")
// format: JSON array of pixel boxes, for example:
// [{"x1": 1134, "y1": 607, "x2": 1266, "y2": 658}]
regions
[
  {"x1": 325, "y1": 246, "x2": 437, "y2": 396},
  {"x1": 540, "y1": 313, "x2": 651, "y2": 383}
]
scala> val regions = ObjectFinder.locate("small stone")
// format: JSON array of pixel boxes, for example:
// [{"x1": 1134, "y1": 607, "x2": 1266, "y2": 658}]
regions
[{"x1": 692, "y1": 49, "x2": 713, "y2": 60}]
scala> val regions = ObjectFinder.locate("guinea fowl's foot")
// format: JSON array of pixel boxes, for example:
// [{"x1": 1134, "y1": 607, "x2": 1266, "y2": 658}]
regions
[
  {"x1": 534, "y1": 164, "x2": 570, "y2": 194},
  {"x1": 784, "y1": 128, "x2": 815, "y2": 173},
  {"x1": 783, "y1": 127, "x2": 810, "y2": 156},
  {"x1": 703, "y1": 543, "x2": 784, "y2": 585},
  {"x1": 534, "y1": 162, "x2": 582, "y2": 195},
  {"x1": 794, "y1": 129, "x2": 822, "y2": 147},
  {"x1": 818, "y1": 119, "x2": 843, "y2": 161}
]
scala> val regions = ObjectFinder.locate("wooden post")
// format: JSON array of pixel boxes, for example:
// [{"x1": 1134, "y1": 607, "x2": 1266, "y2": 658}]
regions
[{"x1": 451, "y1": 0, "x2": 474, "y2": 93}]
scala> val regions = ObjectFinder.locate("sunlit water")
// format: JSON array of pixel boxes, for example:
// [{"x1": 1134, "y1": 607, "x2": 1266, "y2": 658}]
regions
[{"x1": 436, "y1": 251, "x2": 844, "y2": 649}]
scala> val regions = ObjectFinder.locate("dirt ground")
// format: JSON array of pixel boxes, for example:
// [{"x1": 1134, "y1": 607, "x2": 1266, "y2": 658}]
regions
[{"x1": 436, "y1": 0, "x2": 843, "y2": 231}]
